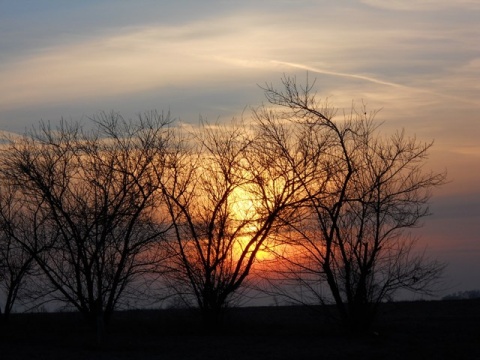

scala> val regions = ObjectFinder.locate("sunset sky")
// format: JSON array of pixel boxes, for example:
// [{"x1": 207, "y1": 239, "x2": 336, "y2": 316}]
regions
[{"x1": 1, "y1": 0, "x2": 479, "y2": 298}]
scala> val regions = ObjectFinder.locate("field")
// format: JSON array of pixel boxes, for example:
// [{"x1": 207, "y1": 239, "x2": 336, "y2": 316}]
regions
[{"x1": 0, "y1": 300, "x2": 479, "y2": 359}]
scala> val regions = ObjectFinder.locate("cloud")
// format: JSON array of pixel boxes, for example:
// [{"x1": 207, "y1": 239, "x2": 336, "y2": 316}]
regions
[
  {"x1": 361, "y1": 0, "x2": 480, "y2": 11},
  {"x1": 0, "y1": 17, "x2": 277, "y2": 111},
  {"x1": 271, "y1": 60, "x2": 408, "y2": 88},
  {"x1": 0, "y1": 34, "x2": 183, "y2": 107},
  {"x1": 270, "y1": 60, "x2": 480, "y2": 111},
  {"x1": 1, "y1": 3, "x2": 479, "y2": 137}
]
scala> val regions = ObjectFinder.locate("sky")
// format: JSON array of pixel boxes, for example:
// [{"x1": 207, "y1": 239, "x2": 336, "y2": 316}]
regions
[{"x1": 0, "y1": 0, "x2": 479, "y2": 298}]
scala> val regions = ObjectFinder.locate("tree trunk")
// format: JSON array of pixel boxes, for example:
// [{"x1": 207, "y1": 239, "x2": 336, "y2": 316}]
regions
[{"x1": 85, "y1": 299, "x2": 106, "y2": 346}]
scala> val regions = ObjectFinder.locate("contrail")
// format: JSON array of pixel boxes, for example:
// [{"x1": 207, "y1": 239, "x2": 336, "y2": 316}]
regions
[
  {"x1": 271, "y1": 60, "x2": 408, "y2": 89},
  {"x1": 271, "y1": 60, "x2": 480, "y2": 106}
]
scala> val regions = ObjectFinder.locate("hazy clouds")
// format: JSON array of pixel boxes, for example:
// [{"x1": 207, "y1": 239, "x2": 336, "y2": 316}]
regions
[{"x1": 1, "y1": 1, "x2": 479, "y2": 294}]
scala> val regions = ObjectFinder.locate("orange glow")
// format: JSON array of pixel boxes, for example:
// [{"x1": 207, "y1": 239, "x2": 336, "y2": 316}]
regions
[{"x1": 229, "y1": 185, "x2": 275, "y2": 262}]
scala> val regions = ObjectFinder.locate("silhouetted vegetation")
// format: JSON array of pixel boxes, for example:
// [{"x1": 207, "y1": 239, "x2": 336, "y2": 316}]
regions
[
  {"x1": 161, "y1": 119, "x2": 303, "y2": 330},
  {"x1": 255, "y1": 76, "x2": 446, "y2": 332},
  {"x1": 0, "y1": 112, "x2": 173, "y2": 337},
  {"x1": 443, "y1": 290, "x2": 480, "y2": 300},
  {"x1": 0, "y1": 76, "x2": 446, "y2": 336},
  {"x1": 0, "y1": 183, "x2": 37, "y2": 323}
]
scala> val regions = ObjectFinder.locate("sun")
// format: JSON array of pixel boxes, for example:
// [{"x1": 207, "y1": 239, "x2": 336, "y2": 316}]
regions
[{"x1": 228, "y1": 185, "x2": 276, "y2": 262}]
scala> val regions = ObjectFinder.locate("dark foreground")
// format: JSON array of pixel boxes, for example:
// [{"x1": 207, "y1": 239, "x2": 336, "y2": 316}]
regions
[{"x1": 1, "y1": 300, "x2": 479, "y2": 360}]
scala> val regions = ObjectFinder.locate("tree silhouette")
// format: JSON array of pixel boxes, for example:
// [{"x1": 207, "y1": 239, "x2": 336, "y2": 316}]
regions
[
  {"x1": 161, "y1": 119, "x2": 302, "y2": 329},
  {"x1": 0, "y1": 77, "x2": 448, "y2": 336},
  {"x1": 0, "y1": 181, "x2": 38, "y2": 322},
  {"x1": 255, "y1": 76, "x2": 446, "y2": 332},
  {"x1": 0, "y1": 112, "x2": 172, "y2": 337}
]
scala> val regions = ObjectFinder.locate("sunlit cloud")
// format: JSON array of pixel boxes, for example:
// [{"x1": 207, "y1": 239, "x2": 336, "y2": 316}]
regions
[
  {"x1": 361, "y1": 0, "x2": 480, "y2": 11},
  {"x1": 0, "y1": 17, "x2": 277, "y2": 110},
  {"x1": 451, "y1": 146, "x2": 480, "y2": 157},
  {"x1": 2, "y1": 6, "x2": 479, "y2": 120},
  {"x1": 270, "y1": 60, "x2": 407, "y2": 88},
  {"x1": 0, "y1": 4, "x2": 478, "y2": 139}
]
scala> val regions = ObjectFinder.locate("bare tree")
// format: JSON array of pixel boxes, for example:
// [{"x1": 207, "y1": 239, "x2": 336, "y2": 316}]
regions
[
  {"x1": 161, "y1": 119, "x2": 303, "y2": 329},
  {"x1": 255, "y1": 76, "x2": 446, "y2": 332},
  {"x1": 0, "y1": 181, "x2": 39, "y2": 322},
  {"x1": 0, "y1": 112, "x2": 172, "y2": 333}
]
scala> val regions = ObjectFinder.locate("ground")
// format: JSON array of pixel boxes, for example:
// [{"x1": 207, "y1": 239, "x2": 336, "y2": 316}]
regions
[{"x1": 0, "y1": 300, "x2": 479, "y2": 359}]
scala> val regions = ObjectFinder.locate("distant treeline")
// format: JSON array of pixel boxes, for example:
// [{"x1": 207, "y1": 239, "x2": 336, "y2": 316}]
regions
[{"x1": 442, "y1": 290, "x2": 480, "y2": 300}]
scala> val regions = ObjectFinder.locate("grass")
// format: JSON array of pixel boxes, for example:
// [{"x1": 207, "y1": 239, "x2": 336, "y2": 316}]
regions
[{"x1": 0, "y1": 299, "x2": 479, "y2": 359}]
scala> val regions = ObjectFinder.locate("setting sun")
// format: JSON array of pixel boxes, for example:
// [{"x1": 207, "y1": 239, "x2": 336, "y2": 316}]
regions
[
  {"x1": 0, "y1": 3, "x2": 479, "y2": 359},
  {"x1": 229, "y1": 185, "x2": 276, "y2": 262}
]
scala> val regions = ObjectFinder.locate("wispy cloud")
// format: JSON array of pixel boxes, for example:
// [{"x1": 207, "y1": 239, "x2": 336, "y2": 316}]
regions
[
  {"x1": 270, "y1": 60, "x2": 408, "y2": 89},
  {"x1": 0, "y1": 16, "x2": 277, "y2": 110},
  {"x1": 2, "y1": 4, "x2": 478, "y2": 114},
  {"x1": 361, "y1": 0, "x2": 480, "y2": 11},
  {"x1": 270, "y1": 60, "x2": 480, "y2": 107}
]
